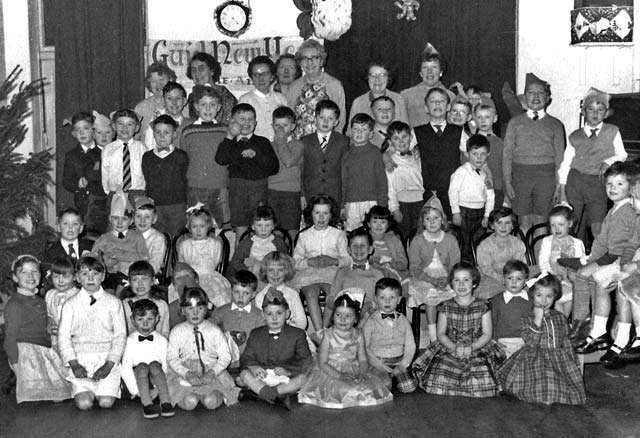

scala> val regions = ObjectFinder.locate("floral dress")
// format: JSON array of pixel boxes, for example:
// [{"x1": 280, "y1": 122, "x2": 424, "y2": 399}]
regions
[{"x1": 293, "y1": 80, "x2": 330, "y2": 139}]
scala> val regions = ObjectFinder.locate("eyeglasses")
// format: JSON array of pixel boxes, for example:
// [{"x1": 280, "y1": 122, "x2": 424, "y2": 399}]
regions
[
  {"x1": 299, "y1": 56, "x2": 321, "y2": 63},
  {"x1": 189, "y1": 65, "x2": 210, "y2": 73},
  {"x1": 369, "y1": 74, "x2": 388, "y2": 79},
  {"x1": 252, "y1": 70, "x2": 272, "y2": 78}
]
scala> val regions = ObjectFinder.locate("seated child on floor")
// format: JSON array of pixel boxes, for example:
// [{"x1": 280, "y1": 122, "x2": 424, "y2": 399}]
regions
[
  {"x1": 177, "y1": 203, "x2": 231, "y2": 308},
  {"x1": 255, "y1": 251, "x2": 307, "y2": 330},
  {"x1": 323, "y1": 227, "x2": 384, "y2": 328},
  {"x1": 121, "y1": 261, "x2": 170, "y2": 339},
  {"x1": 498, "y1": 274, "x2": 586, "y2": 405},
  {"x1": 298, "y1": 294, "x2": 393, "y2": 409},
  {"x1": 210, "y1": 270, "x2": 264, "y2": 364},
  {"x1": 490, "y1": 260, "x2": 532, "y2": 358},
  {"x1": 44, "y1": 256, "x2": 79, "y2": 349},
  {"x1": 58, "y1": 255, "x2": 127, "y2": 410},
  {"x1": 411, "y1": 262, "x2": 505, "y2": 398},
  {"x1": 228, "y1": 205, "x2": 288, "y2": 278},
  {"x1": 363, "y1": 278, "x2": 416, "y2": 393},
  {"x1": 365, "y1": 205, "x2": 408, "y2": 280},
  {"x1": 4, "y1": 255, "x2": 70, "y2": 404},
  {"x1": 238, "y1": 289, "x2": 312, "y2": 409},
  {"x1": 475, "y1": 207, "x2": 527, "y2": 300},
  {"x1": 167, "y1": 262, "x2": 199, "y2": 328},
  {"x1": 121, "y1": 299, "x2": 174, "y2": 419},
  {"x1": 167, "y1": 287, "x2": 239, "y2": 411}
]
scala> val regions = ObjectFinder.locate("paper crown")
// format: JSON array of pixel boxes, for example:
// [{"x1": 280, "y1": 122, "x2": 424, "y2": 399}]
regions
[
  {"x1": 524, "y1": 73, "x2": 549, "y2": 92},
  {"x1": 478, "y1": 95, "x2": 496, "y2": 109},
  {"x1": 110, "y1": 190, "x2": 133, "y2": 217},
  {"x1": 92, "y1": 111, "x2": 112, "y2": 130},
  {"x1": 134, "y1": 195, "x2": 155, "y2": 210},
  {"x1": 263, "y1": 288, "x2": 288, "y2": 308},
  {"x1": 582, "y1": 87, "x2": 610, "y2": 109}
]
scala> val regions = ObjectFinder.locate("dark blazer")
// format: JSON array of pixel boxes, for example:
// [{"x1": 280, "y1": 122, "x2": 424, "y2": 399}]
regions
[
  {"x1": 300, "y1": 131, "x2": 349, "y2": 206},
  {"x1": 43, "y1": 239, "x2": 93, "y2": 268},
  {"x1": 62, "y1": 145, "x2": 99, "y2": 210},
  {"x1": 240, "y1": 324, "x2": 312, "y2": 375}
]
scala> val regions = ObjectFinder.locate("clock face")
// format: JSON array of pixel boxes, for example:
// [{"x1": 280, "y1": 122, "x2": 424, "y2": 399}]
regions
[{"x1": 220, "y1": 5, "x2": 246, "y2": 32}]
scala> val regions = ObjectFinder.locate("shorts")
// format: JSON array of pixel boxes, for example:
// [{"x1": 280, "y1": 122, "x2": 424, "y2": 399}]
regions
[
  {"x1": 565, "y1": 169, "x2": 607, "y2": 227},
  {"x1": 511, "y1": 163, "x2": 555, "y2": 216},
  {"x1": 268, "y1": 189, "x2": 301, "y2": 231},
  {"x1": 229, "y1": 178, "x2": 268, "y2": 227}
]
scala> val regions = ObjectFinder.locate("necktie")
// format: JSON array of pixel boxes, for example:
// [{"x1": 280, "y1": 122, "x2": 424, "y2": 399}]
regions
[
  {"x1": 122, "y1": 142, "x2": 131, "y2": 191},
  {"x1": 89, "y1": 295, "x2": 97, "y2": 306},
  {"x1": 118, "y1": 232, "x2": 125, "y2": 239},
  {"x1": 590, "y1": 128, "x2": 598, "y2": 138},
  {"x1": 194, "y1": 326, "x2": 206, "y2": 374},
  {"x1": 138, "y1": 335, "x2": 154, "y2": 342},
  {"x1": 474, "y1": 168, "x2": 481, "y2": 175},
  {"x1": 320, "y1": 136, "x2": 328, "y2": 153},
  {"x1": 381, "y1": 313, "x2": 396, "y2": 320},
  {"x1": 532, "y1": 111, "x2": 539, "y2": 121},
  {"x1": 68, "y1": 243, "x2": 77, "y2": 259},
  {"x1": 435, "y1": 125, "x2": 443, "y2": 136}
]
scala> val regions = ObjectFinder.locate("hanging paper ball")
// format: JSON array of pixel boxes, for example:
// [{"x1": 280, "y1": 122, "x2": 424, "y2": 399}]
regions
[{"x1": 311, "y1": 0, "x2": 352, "y2": 41}]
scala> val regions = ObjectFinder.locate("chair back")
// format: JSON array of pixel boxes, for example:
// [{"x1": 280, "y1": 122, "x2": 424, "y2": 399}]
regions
[{"x1": 158, "y1": 231, "x2": 172, "y2": 285}]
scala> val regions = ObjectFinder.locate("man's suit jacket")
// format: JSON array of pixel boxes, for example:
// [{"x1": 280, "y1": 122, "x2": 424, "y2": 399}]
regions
[
  {"x1": 43, "y1": 238, "x2": 93, "y2": 268},
  {"x1": 300, "y1": 131, "x2": 349, "y2": 206}
]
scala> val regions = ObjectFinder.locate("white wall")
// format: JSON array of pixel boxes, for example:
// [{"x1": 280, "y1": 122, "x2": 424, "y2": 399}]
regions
[{"x1": 517, "y1": 0, "x2": 639, "y2": 133}]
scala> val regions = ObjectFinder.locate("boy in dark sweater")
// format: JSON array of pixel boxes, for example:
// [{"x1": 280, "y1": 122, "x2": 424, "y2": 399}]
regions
[
  {"x1": 341, "y1": 113, "x2": 388, "y2": 231},
  {"x1": 142, "y1": 114, "x2": 189, "y2": 235},
  {"x1": 215, "y1": 103, "x2": 279, "y2": 243}
]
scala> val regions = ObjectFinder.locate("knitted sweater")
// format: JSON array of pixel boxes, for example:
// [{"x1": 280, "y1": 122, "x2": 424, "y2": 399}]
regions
[
  {"x1": 3, "y1": 292, "x2": 51, "y2": 364},
  {"x1": 215, "y1": 135, "x2": 279, "y2": 180},
  {"x1": 341, "y1": 142, "x2": 388, "y2": 205},
  {"x1": 490, "y1": 292, "x2": 532, "y2": 339},
  {"x1": 415, "y1": 123, "x2": 463, "y2": 194},
  {"x1": 181, "y1": 122, "x2": 229, "y2": 189},
  {"x1": 141, "y1": 148, "x2": 189, "y2": 205}
]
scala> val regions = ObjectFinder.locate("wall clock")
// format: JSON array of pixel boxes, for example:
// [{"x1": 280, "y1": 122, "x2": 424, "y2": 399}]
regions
[{"x1": 215, "y1": 1, "x2": 252, "y2": 38}]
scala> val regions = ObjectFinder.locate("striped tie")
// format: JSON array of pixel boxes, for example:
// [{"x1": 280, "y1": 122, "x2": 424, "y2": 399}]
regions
[
  {"x1": 320, "y1": 136, "x2": 328, "y2": 153},
  {"x1": 122, "y1": 142, "x2": 131, "y2": 191}
]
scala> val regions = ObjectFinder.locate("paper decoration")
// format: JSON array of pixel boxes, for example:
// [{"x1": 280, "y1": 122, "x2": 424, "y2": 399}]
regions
[
  {"x1": 571, "y1": 6, "x2": 633, "y2": 44},
  {"x1": 395, "y1": 0, "x2": 420, "y2": 21}
]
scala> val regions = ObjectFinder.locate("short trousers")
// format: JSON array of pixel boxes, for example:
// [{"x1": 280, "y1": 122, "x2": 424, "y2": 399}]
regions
[
  {"x1": 511, "y1": 163, "x2": 555, "y2": 216},
  {"x1": 268, "y1": 189, "x2": 301, "y2": 231}
]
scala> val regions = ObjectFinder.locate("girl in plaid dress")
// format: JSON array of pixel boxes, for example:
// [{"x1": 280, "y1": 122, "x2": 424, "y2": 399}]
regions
[
  {"x1": 411, "y1": 262, "x2": 505, "y2": 397},
  {"x1": 498, "y1": 274, "x2": 586, "y2": 405}
]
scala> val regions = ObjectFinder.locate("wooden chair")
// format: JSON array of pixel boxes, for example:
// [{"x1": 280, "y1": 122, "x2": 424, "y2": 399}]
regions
[
  {"x1": 525, "y1": 223, "x2": 549, "y2": 265},
  {"x1": 237, "y1": 227, "x2": 294, "y2": 255},
  {"x1": 170, "y1": 228, "x2": 230, "y2": 276},
  {"x1": 157, "y1": 231, "x2": 172, "y2": 285}
]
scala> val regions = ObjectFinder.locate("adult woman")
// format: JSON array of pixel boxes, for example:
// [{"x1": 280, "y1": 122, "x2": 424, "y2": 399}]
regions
[
  {"x1": 284, "y1": 40, "x2": 346, "y2": 138},
  {"x1": 348, "y1": 63, "x2": 409, "y2": 129},
  {"x1": 273, "y1": 53, "x2": 302, "y2": 95},
  {"x1": 186, "y1": 52, "x2": 237, "y2": 124},
  {"x1": 134, "y1": 62, "x2": 176, "y2": 139}
]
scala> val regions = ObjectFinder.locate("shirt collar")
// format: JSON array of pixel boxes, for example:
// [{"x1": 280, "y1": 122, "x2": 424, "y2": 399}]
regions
[
  {"x1": 154, "y1": 145, "x2": 174, "y2": 157},
  {"x1": 351, "y1": 261, "x2": 371, "y2": 270},
  {"x1": 113, "y1": 230, "x2": 128, "y2": 238},
  {"x1": 253, "y1": 88, "x2": 270, "y2": 99},
  {"x1": 16, "y1": 287, "x2": 37, "y2": 297},
  {"x1": 80, "y1": 141, "x2": 96, "y2": 153},
  {"x1": 81, "y1": 287, "x2": 104, "y2": 302},
  {"x1": 583, "y1": 122, "x2": 603, "y2": 136},
  {"x1": 195, "y1": 117, "x2": 217, "y2": 124},
  {"x1": 429, "y1": 121, "x2": 447, "y2": 131},
  {"x1": 237, "y1": 134, "x2": 253, "y2": 141},
  {"x1": 526, "y1": 109, "x2": 546, "y2": 120},
  {"x1": 61, "y1": 237, "x2": 79, "y2": 248},
  {"x1": 317, "y1": 131, "x2": 332, "y2": 143},
  {"x1": 231, "y1": 303, "x2": 253, "y2": 312},
  {"x1": 504, "y1": 290, "x2": 529, "y2": 304},
  {"x1": 612, "y1": 197, "x2": 631, "y2": 213}
]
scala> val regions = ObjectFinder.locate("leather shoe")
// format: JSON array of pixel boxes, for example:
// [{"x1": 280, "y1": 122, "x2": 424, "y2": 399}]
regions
[
  {"x1": 600, "y1": 347, "x2": 625, "y2": 369},
  {"x1": 274, "y1": 394, "x2": 292, "y2": 410},
  {"x1": 619, "y1": 340, "x2": 640, "y2": 363},
  {"x1": 575, "y1": 333, "x2": 611, "y2": 354},
  {"x1": 237, "y1": 388, "x2": 260, "y2": 402}
]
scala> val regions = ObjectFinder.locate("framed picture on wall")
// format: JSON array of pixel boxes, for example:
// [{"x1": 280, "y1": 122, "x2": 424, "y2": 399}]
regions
[{"x1": 570, "y1": 5, "x2": 633, "y2": 44}]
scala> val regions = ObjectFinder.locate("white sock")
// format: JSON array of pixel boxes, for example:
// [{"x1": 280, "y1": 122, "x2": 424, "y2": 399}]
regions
[
  {"x1": 590, "y1": 315, "x2": 608, "y2": 338},
  {"x1": 428, "y1": 324, "x2": 437, "y2": 343},
  {"x1": 631, "y1": 337, "x2": 640, "y2": 348},
  {"x1": 613, "y1": 322, "x2": 631, "y2": 350}
]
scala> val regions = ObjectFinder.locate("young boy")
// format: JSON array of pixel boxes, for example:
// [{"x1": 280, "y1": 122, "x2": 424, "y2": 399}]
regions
[
  {"x1": 215, "y1": 103, "x2": 279, "y2": 241},
  {"x1": 323, "y1": 227, "x2": 384, "y2": 327},
  {"x1": 503, "y1": 73, "x2": 565, "y2": 233},
  {"x1": 43, "y1": 208, "x2": 93, "y2": 268},
  {"x1": 181, "y1": 85, "x2": 230, "y2": 228},
  {"x1": 342, "y1": 113, "x2": 388, "y2": 231},
  {"x1": 101, "y1": 109, "x2": 149, "y2": 206},
  {"x1": 300, "y1": 99, "x2": 350, "y2": 207},
  {"x1": 474, "y1": 96, "x2": 505, "y2": 208},
  {"x1": 386, "y1": 121, "x2": 425, "y2": 238},
  {"x1": 557, "y1": 87, "x2": 628, "y2": 239},
  {"x1": 268, "y1": 106, "x2": 304, "y2": 240},
  {"x1": 238, "y1": 289, "x2": 312, "y2": 409},
  {"x1": 121, "y1": 299, "x2": 174, "y2": 419},
  {"x1": 448, "y1": 134, "x2": 495, "y2": 262},
  {"x1": 133, "y1": 196, "x2": 167, "y2": 275},
  {"x1": 58, "y1": 255, "x2": 126, "y2": 410},
  {"x1": 142, "y1": 115, "x2": 189, "y2": 236},
  {"x1": 62, "y1": 112, "x2": 97, "y2": 219},
  {"x1": 575, "y1": 162, "x2": 639, "y2": 355},
  {"x1": 211, "y1": 270, "x2": 264, "y2": 360},
  {"x1": 122, "y1": 261, "x2": 170, "y2": 338},
  {"x1": 44, "y1": 257, "x2": 79, "y2": 349},
  {"x1": 92, "y1": 191, "x2": 149, "y2": 290},
  {"x1": 84, "y1": 111, "x2": 113, "y2": 233},
  {"x1": 363, "y1": 277, "x2": 416, "y2": 393},
  {"x1": 414, "y1": 87, "x2": 466, "y2": 218},
  {"x1": 447, "y1": 96, "x2": 473, "y2": 134},
  {"x1": 143, "y1": 81, "x2": 192, "y2": 150}
]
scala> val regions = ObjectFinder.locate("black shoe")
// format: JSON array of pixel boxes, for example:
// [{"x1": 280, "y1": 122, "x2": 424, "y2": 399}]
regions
[
  {"x1": 238, "y1": 388, "x2": 260, "y2": 402},
  {"x1": 160, "y1": 402, "x2": 175, "y2": 417},
  {"x1": 274, "y1": 394, "x2": 291, "y2": 410},
  {"x1": 142, "y1": 404, "x2": 160, "y2": 419},
  {"x1": 600, "y1": 346, "x2": 625, "y2": 369},
  {"x1": 619, "y1": 340, "x2": 640, "y2": 363},
  {"x1": 575, "y1": 333, "x2": 611, "y2": 354}
]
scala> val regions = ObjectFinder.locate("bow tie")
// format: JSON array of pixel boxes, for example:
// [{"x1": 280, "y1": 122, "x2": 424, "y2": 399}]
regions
[
  {"x1": 381, "y1": 313, "x2": 396, "y2": 320},
  {"x1": 118, "y1": 232, "x2": 125, "y2": 239},
  {"x1": 138, "y1": 334, "x2": 154, "y2": 342},
  {"x1": 269, "y1": 331, "x2": 281, "y2": 339},
  {"x1": 352, "y1": 263, "x2": 368, "y2": 270},
  {"x1": 399, "y1": 150, "x2": 412, "y2": 157},
  {"x1": 89, "y1": 295, "x2": 97, "y2": 306},
  {"x1": 233, "y1": 305, "x2": 250, "y2": 313}
]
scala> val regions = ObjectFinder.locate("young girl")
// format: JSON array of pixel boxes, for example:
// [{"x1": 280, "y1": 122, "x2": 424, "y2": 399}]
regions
[
  {"x1": 365, "y1": 205, "x2": 408, "y2": 280},
  {"x1": 44, "y1": 256, "x2": 79, "y2": 349},
  {"x1": 255, "y1": 251, "x2": 307, "y2": 330},
  {"x1": 475, "y1": 207, "x2": 527, "y2": 299},
  {"x1": 292, "y1": 195, "x2": 350, "y2": 333},
  {"x1": 177, "y1": 204, "x2": 231, "y2": 308},
  {"x1": 537, "y1": 205, "x2": 585, "y2": 317},
  {"x1": 228, "y1": 206, "x2": 288, "y2": 278},
  {"x1": 412, "y1": 262, "x2": 505, "y2": 398},
  {"x1": 298, "y1": 294, "x2": 392, "y2": 408},
  {"x1": 498, "y1": 274, "x2": 586, "y2": 405},
  {"x1": 3, "y1": 255, "x2": 70, "y2": 403},
  {"x1": 121, "y1": 260, "x2": 170, "y2": 338},
  {"x1": 167, "y1": 287, "x2": 239, "y2": 410},
  {"x1": 406, "y1": 201, "x2": 460, "y2": 344}
]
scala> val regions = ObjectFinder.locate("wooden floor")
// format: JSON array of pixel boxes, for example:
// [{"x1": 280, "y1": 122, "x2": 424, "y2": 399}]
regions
[{"x1": 2, "y1": 363, "x2": 640, "y2": 438}]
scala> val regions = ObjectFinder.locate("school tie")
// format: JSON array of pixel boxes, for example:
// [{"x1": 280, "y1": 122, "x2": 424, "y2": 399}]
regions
[
  {"x1": 474, "y1": 168, "x2": 481, "y2": 175},
  {"x1": 68, "y1": 243, "x2": 77, "y2": 259},
  {"x1": 194, "y1": 326, "x2": 206, "y2": 374},
  {"x1": 122, "y1": 142, "x2": 132, "y2": 191},
  {"x1": 118, "y1": 232, "x2": 125, "y2": 239},
  {"x1": 532, "y1": 111, "x2": 539, "y2": 121},
  {"x1": 138, "y1": 335, "x2": 154, "y2": 342},
  {"x1": 590, "y1": 128, "x2": 598, "y2": 138},
  {"x1": 320, "y1": 136, "x2": 328, "y2": 153},
  {"x1": 89, "y1": 295, "x2": 97, "y2": 306},
  {"x1": 434, "y1": 125, "x2": 443, "y2": 136}
]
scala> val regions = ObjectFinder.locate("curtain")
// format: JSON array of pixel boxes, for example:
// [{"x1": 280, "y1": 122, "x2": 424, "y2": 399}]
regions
[
  {"x1": 324, "y1": 0, "x2": 516, "y2": 132},
  {"x1": 53, "y1": 0, "x2": 145, "y2": 212}
]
